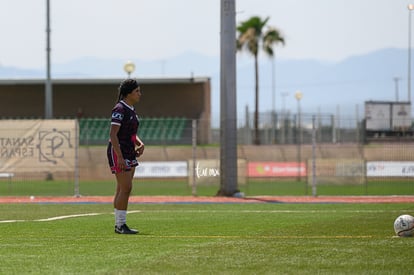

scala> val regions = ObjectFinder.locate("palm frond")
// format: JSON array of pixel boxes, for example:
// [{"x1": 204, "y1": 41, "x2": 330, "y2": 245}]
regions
[
  {"x1": 263, "y1": 27, "x2": 285, "y2": 56},
  {"x1": 237, "y1": 16, "x2": 269, "y2": 56}
]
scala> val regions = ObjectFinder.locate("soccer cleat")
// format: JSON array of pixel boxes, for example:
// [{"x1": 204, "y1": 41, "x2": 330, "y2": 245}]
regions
[{"x1": 114, "y1": 224, "x2": 139, "y2": 234}]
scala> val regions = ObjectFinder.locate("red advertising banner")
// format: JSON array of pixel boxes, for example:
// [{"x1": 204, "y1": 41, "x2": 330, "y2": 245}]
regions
[{"x1": 248, "y1": 162, "x2": 306, "y2": 177}]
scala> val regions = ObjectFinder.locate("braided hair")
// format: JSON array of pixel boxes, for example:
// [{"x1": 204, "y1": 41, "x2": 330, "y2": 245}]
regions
[{"x1": 117, "y1": 79, "x2": 139, "y2": 102}]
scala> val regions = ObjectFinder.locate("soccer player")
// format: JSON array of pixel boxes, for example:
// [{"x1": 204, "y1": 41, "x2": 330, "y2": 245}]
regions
[{"x1": 107, "y1": 79, "x2": 144, "y2": 234}]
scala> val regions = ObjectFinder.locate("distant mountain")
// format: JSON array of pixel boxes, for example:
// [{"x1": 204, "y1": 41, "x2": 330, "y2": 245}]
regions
[
  {"x1": 0, "y1": 48, "x2": 410, "y2": 126},
  {"x1": 0, "y1": 65, "x2": 44, "y2": 78},
  {"x1": 52, "y1": 51, "x2": 221, "y2": 78},
  {"x1": 233, "y1": 48, "x2": 409, "y2": 125}
]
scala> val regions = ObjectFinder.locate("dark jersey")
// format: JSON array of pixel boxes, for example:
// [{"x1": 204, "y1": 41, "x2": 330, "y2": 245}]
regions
[
  {"x1": 110, "y1": 100, "x2": 139, "y2": 150},
  {"x1": 107, "y1": 101, "x2": 139, "y2": 173}
]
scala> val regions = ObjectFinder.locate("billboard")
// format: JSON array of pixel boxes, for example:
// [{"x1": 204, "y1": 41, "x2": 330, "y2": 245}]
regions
[
  {"x1": 391, "y1": 103, "x2": 411, "y2": 129},
  {"x1": 134, "y1": 161, "x2": 188, "y2": 178},
  {"x1": 248, "y1": 162, "x2": 306, "y2": 177},
  {"x1": 367, "y1": 161, "x2": 414, "y2": 177},
  {"x1": 365, "y1": 102, "x2": 391, "y2": 130},
  {"x1": 365, "y1": 101, "x2": 411, "y2": 131},
  {"x1": 0, "y1": 120, "x2": 77, "y2": 173}
]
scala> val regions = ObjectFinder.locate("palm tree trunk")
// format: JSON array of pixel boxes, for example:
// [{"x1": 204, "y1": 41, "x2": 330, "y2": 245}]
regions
[{"x1": 254, "y1": 54, "x2": 260, "y2": 145}]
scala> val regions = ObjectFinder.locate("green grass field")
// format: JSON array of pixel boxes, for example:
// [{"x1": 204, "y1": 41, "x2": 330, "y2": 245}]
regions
[
  {"x1": 1, "y1": 179, "x2": 413, "y2": 197},
  {"x1": 0, "y1": 203, "x2": 413, "y2": 274}
]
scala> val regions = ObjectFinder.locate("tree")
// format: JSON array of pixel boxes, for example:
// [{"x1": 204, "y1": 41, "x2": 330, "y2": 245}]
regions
[{"x1": 236, "y1": 16, "x2": 285, "y2": 145}]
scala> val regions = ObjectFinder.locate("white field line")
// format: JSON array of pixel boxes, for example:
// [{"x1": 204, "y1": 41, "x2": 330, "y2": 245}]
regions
[
  {"x1": 0, "y1": 213, "x2": 104, "y2": 223},
  {"x1": 35, "y1": 213, "x2": 102, "y2": 221},
  {"x1": 0, "y1": 210, "x2": 142, "y2": 224},
  {"x1": 0, "y1": 220, "x2": 26, "y2": 223},
  {"x1": 0, "y1": 209, "x2": 410, "y2": 224}
]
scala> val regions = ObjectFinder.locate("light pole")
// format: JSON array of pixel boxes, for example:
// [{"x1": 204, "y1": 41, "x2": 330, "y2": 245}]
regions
[
  {"x1": 280, "y1": 92, "x2": 288, "y2": 144},
  {"x1": 123, "y1": 61, "x2": 135, "y2": 78},
  {"x1": 45, "y1": 0, "x2": 52, "y2": 119},
  {"x1": 394, "y1": 77, "x2": 401, "y2": 102},
  {"x1": 271, "y1": 55, "x2": 276, "y2": 144},
  {"x1": 408, "y1": 4, "x2": 414, "y2": 102},
  {"x1": 295, "y1": 90, "x2": 303, "y2": 182}
]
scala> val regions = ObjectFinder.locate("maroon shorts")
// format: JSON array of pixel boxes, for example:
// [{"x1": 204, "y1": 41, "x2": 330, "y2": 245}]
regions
[{"x1": 107, "y1": 143, "x2": 138, "y2": 174}]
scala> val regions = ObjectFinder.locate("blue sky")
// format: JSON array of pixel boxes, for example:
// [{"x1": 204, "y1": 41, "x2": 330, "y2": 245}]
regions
[{"x1": 0, "y1": 0, "x2": 411, "y2": 69}]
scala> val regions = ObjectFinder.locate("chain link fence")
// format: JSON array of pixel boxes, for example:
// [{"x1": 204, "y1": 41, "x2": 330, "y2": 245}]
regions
[{"x1": 0, "y1": 115, "x2": 413, "y2": 197}]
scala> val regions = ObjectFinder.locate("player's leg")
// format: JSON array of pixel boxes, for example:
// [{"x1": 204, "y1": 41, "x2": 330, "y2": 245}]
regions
[
  {"x1": 113, "y1": 182, "x2": 120, "y2": 208},
  {"x1": 113, "y1": 181, "x2": 120, "y2": 228},
  {"x1": 114, "y1": 170, "x2": 132, "y2": 210},
  {"x1": 114, "y1": 169, "x2": 138, "y2": 234}
]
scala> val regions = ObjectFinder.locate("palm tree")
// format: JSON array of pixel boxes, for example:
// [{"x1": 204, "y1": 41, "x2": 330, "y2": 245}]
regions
[{"x1": 237, "y1": 16, "x2": 285, "y2": 145}]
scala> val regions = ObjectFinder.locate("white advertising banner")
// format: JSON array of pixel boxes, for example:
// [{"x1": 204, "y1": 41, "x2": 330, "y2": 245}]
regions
[
  {"x1": 365, "y1": 102, "x2": 391, "y2": 130},
  {"x1": 366, "y1": 161, "x2": 414, "y2": 177},
  {"x1": 391, "y1": 103, "x2": 411, "y2": 129},
  {"x1": 0, "y1": 120, "x2": 77, "y2": 173},
  {"x1": 134, "y1": 161, "x2": 188, "y2": 178}
]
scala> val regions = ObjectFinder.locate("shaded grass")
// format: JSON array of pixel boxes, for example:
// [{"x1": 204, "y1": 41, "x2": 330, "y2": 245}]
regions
[
  {"x1": 0, "y1": 203, "x2": 413, "y2": 274},
  {"x1": 1, "y1": 178, "x2": 413, "y2": 197}
]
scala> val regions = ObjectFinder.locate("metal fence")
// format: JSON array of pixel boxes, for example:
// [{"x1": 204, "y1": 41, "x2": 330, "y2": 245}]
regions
[
  {"x1": 232, "y1": 112, "x2": 364, "y2": 145},
  {"x1": 0, "y1": 115, "x2": 413, "y2": 197}
]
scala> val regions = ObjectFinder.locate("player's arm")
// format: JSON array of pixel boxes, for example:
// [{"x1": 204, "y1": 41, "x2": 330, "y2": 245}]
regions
[
  {"x1": 135, "y1": 135, "x2": 145, "y2": 157},
  {"x1": 109, "y1": 124, "x2": 126, "y2": 170}
]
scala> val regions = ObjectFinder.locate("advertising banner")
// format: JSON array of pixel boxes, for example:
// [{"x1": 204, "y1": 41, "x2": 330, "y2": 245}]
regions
[
  {"x1": 0, "y1": 120, "x2": 77, "y2": 173},
  {"x1": 248, "y1": 162, "x2": 306, "y2": 177},
  {"x1": 367, "y1": 161, "x2": 414, "y2": 177},
  {"x1": 188, "y1": 159, "x2": 247, "y2": 185},
  {"x1": 391, "y1": 103, "x2": 411, "y2": 129},
  {"x1": 134, "y1": 161, "x2": 188, "y2": 178},
  {"x1": 365, "y1": 102, "x2": 391, "y2": 130}
]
